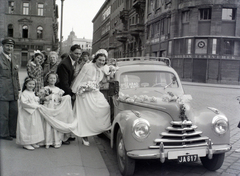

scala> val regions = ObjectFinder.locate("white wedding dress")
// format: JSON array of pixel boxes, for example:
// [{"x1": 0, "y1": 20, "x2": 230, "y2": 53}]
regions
[
  {"x1": 70, "y1": 62, "x2": 111, "y2": 137},
  {"x1": 34, "y1": 63, "x2": 111, "y2": 137}
]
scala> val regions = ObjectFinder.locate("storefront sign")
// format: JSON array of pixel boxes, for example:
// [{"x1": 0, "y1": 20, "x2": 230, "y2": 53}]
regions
[{"x1": 173, "y1": 54, "x2": 238, "y2": 60}]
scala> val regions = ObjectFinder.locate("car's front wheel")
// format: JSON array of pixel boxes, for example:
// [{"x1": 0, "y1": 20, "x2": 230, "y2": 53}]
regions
[
  {"x1": 116, "y1": 129, "x2": 135, "y2": 176},
  {"x1": 200, "y1": 153, "x2": 225, "y2": 171}
]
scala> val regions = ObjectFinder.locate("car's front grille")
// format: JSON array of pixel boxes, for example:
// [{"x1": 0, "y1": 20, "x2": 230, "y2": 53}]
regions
[{"x1": 149, "y1": 120, "x2": 209, "y2": 149}]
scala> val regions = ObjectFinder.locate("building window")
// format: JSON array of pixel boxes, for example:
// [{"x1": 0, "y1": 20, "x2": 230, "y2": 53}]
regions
[
  {"x1": 38, "y1": 3, "x2": 44, "y2": 16},
  {"x1": 187, "y1": 39, "x2": 192, "y2": 54},
  {"x1": 102, "y1": 6, "x2": 111, "y2": 21},
  {"x1": 146, "y1": 26, "x2": 150, "y2": 40},
  {"x1": 212, "y1": 39, "x2": 217, "y2": 54},
  {"x1": 22, "y1": 25, "x2": 28, "y2": 38},
  {"x1": 182, "y1": 11, "x2": 189, "y2": 23},
  {"x1": 222, "y1": 8, "x2": 236, "y2": 20},
  {"x1": 168, "y1": 41, "x2": 172, "y2": 55},
  {"x1": 8, "y1": 1, "x2": 14, "y2": 14},
  {"x1": 223, "y1": 40, "x2": 234, "y2": 55},
  {"x1": 8, "y1": 24, "x2": 13, "y2": 37},
  {"x1": 23, "y1": 2, "x2": 29, "y2": 15},
  {"x1": 199, "y1": 8, "x2": 211, "y2": 20},
  {"x1": 37, "y1": 26, "x2": 43, "y2": 39},
  {"x1": 160, "y1": 19, "x2": 164, "y2": 35}
]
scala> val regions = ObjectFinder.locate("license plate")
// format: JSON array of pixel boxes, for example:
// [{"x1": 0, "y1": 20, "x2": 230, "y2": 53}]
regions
[{"x1": 178, "y1": 154, "x2": 198, "y2": 163}]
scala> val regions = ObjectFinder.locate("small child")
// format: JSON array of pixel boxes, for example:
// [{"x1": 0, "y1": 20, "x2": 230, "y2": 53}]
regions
[
  {"x1": 43, "y1": 72, "x2": 68, "y2": 149},
  {"x1": 16, "y1": 77, "x2": 44, "y2": 150}
]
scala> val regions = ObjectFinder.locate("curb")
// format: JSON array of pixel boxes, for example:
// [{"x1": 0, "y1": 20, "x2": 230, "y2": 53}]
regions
[{"x1": 182, "y1": 81, "x2": 240, "y2": 89}]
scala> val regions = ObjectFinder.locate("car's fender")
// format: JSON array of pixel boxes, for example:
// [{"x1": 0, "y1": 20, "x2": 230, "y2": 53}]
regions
[
  {"x1": 191, "y1": 107, "x2": 230, "y2": 144},
  {"x1": 111, "y1": 108, "x2": 173, "y2": 151}
]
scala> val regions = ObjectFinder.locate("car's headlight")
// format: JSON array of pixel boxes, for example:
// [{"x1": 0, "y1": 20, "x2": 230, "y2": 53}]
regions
[
  {"x1": 132, "y1": 118, "x2": 151, "y2": 140},
  {"x1": 212, "y1": 115, "x2": 229, "y2": 135}
]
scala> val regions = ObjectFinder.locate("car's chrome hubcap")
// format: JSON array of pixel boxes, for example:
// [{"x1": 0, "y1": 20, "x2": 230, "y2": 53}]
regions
[{"x1": 118, "y1": 138, "x2": 124, "y2": 158}]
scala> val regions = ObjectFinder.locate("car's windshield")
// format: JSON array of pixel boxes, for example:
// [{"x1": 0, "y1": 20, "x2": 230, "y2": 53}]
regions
[{"x1": 120, "y1": 71, "x2": 178, "y2": 90}]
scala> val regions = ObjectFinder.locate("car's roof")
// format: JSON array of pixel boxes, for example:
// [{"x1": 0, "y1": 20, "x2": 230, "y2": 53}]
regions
[
  {"x1": 114, "y1": 57, "x2": 171, "y2": 67},
  {"x1": 113, "y1": 57, "x2": 176, "y2": 73}
]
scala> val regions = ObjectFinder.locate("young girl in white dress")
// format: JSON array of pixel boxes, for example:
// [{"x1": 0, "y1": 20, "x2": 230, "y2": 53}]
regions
[
  {"x1": 43, "y1": 72, "x2": 73, "y2": 148},
  {"x1": 16, "y1": 77, "x2": 44, "y2": 150}
]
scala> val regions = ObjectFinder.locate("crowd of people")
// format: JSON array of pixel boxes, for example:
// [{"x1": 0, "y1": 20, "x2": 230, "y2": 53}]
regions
[{"x1": 0, "y1": 37, "x2": 114, "y2": 150}]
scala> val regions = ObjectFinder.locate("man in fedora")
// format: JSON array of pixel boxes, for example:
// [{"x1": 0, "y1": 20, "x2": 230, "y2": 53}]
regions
[{"x1": 0, "y1": 37, "x2": 20, "y2": 140}]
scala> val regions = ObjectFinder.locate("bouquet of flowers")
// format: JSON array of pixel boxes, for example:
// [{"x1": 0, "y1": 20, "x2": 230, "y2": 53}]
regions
[
  {"x1": 37, "y1": 88, "x2": 53, "y2": 105},
  {"x1": 76, "y1": 81, "x2": 99, "y2": 96}
]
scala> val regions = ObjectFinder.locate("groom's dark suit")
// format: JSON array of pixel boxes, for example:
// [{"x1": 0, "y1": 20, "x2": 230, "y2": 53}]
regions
[
  {"x1": 56, "y1": 56, "x2": 76, "y2": 144},
  {"x1": 56, "y1": 56, "x2": 75, "y2": 97}
]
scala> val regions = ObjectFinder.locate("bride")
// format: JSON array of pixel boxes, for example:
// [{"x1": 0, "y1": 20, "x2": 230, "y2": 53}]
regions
[{"x1": 70, "y1": 49, "x2": 111, "y2": 146}]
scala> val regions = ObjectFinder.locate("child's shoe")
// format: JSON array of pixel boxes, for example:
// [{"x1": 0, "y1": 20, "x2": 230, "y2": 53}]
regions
[
  {"x1": 32, "y1": 144, "x2": 40, "y2": 148},
  {"x1": 23, "y1": 145, "x2": 34, "y2": 150},
  {"x1": 235, "y1": 149, "x2": 240, "y2": 153},
  {"x1": 45, "y1": 145, "x2": 50, "y2": 149}
]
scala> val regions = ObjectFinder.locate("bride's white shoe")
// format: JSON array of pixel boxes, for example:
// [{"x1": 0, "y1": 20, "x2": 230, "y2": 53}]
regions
[{"x1": 82, "y1": 137, "x2": 90, "y2": 146}]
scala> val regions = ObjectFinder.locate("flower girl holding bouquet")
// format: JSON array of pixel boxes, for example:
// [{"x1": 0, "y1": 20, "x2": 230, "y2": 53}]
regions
[
  {"x1": 16, "y1": 77, "x2": 44, "y2": 150},
  {"x1": 42, "y1": 72, "x2": 73, "y2": 149}
]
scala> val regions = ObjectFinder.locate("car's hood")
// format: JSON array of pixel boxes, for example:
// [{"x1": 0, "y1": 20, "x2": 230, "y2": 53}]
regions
[{"x1": 118, "y1": 88, "x2": 192, "y2": 121}]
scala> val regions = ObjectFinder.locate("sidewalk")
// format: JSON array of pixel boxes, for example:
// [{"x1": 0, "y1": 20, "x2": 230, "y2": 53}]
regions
[
  {"x1": 1, "y1": 68, "x2": 109, "y2": 176},
  {"x1": 0, "y1": 137, "x2": 109, "y2": 176}
]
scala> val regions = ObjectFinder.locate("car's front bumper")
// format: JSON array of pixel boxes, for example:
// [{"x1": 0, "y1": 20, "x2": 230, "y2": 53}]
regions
[{"x1": 127, "y1": 144, "x2": 232, "y2": 162}]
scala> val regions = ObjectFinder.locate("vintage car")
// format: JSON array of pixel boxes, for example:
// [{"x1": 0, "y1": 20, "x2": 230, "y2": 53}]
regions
[{"x1": 102, "y1": 57, "x2": 231, "y2": 176}]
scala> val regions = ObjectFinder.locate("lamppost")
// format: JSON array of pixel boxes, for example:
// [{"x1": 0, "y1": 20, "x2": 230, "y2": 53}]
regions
[{"x1": 59, "y1": 0, "x2": 64, "y2": 55}]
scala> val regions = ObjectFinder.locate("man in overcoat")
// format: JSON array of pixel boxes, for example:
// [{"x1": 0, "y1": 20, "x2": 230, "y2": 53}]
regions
[{"x1": 0, "y1": 37, "x2": 20, "y2": 140}]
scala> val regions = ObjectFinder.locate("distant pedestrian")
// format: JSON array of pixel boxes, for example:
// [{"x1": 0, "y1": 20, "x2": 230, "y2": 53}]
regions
[
  {"x1": 26, "y1": 50, "x2": 44, "y2": 93},
  {"x1": 0, "y1": 37, "x2": 20, "y2": 140},
  {"x1": 16, "y1": 77, "x2": 44, "y2": 150}
]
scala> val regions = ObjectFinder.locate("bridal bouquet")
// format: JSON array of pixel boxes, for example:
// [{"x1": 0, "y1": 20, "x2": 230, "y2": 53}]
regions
[
  {"x1": 37, "y1": 88, "x2": 53, "y2": 105},
  {"x1": 76, "y1": 81, "x2": 99, "y2": 96}
]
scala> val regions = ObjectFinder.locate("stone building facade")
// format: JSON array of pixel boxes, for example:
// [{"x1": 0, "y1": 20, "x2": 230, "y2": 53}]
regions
[
  {"x1": 92, "y1": 0, "x2": 240, "y2": 84},
  {"x1": 1, "y1": 0, "x2": 59, "y2": 66}
]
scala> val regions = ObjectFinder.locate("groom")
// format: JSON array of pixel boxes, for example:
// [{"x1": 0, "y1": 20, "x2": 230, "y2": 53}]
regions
[
  {"x1": 57, "y1": 44, "x2": 82, "y2": 102},
  {"x1": 56, "y1": 44, "x2": 82, "y2": 143}
]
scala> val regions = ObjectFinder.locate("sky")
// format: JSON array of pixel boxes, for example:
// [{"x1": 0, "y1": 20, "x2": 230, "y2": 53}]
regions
[{"x1": 56, "y1": 0, "x2": 105, "y2": 40}]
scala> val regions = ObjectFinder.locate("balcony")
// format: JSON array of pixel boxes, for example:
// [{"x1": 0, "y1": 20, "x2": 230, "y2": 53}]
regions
[
  {"x1": 116, "y1": 31, "x2": 128, "y2": 43},
  {"x1": 129, "y1": 24, "x2": 144, "y2": 36},
  {"x1": 120, "y1": 9, "x2": 129, "y2": 22},
  {"x1": 132, "y1": 0, "x2": 145, "y2": 9}
]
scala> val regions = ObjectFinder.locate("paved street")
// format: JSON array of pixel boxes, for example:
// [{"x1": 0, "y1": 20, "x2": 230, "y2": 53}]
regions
[{"x1": 95, "y1": 83, "x2": 240, "y2": 176}]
